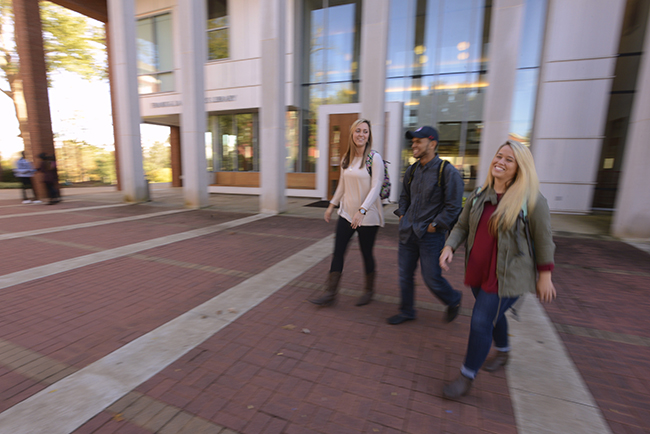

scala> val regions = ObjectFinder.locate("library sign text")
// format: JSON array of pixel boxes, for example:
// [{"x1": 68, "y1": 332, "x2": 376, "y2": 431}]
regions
[{"x1": 151, "y1": 95, "x2": 236, "y2": 108}]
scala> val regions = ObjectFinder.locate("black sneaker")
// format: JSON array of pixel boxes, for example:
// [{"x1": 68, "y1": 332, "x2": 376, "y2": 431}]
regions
[
  {"x1": 445, "y1": 302, "x2": 461, "y2": 323},
  {"x1": 387, "y1": 314, "x2": 415, "y2": 325}
]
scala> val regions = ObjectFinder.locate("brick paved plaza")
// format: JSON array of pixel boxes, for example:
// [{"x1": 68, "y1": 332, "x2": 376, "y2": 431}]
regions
[{"x1": 0, "y1": 187, "x2": 648, "y2": 434}]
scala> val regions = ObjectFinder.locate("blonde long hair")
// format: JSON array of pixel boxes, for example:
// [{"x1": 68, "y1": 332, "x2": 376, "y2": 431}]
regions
[
  {"x1": 483, "y1": 140, "x2": 539, "y2": 233},
  {"x1": 341, "y1": 119, "x2": 372, "y2": 169}
]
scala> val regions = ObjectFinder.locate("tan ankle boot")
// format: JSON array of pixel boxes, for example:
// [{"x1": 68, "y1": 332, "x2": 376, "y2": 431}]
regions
[
  {"x1": 355, "y1": 272, "x2": 375, "y2": 306},
  {"x1": 483, "y1": 351, "x2": 509, "y2": 372},
  {"x1": 443, "y1": 374, "x2": 473, "y2": 399},
  {"x1": 308, "y1": 272, "x2": 341, "y2": 307}
]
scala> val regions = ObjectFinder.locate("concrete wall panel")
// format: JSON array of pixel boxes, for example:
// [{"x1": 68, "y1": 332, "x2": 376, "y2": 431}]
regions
[
  {"x1": 135, "y1": 0, "x2": 174, "y2": 15},
  {"x1": 534, "y1": 139, "x2": 600, "y2": 184},
  {"x1": 545, "y1": 0, "x2": 625, "y2": 61},
  {"x1": 543, "y1": 58, "x2": 615, "y2": 82},
  {"x1": 535, "y1": 80, "x2": 611, "y2": 139},
  {"x1": 540, "y1": 183, "x2": 595, "y2": 214}
]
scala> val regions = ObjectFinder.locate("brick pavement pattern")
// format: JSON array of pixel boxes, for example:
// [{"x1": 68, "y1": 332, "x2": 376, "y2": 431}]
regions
[
  {"x1": 548, "y1": 237, "x2": 650, "y2": 434},
  {"x1": 0, "y1": 194, "x2": 647, "y2": 433}
]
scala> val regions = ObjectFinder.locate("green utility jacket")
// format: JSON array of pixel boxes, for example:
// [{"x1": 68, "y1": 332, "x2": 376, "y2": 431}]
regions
[{"x1": 445, "y1": 186, "x2": 555, "y2": 298}]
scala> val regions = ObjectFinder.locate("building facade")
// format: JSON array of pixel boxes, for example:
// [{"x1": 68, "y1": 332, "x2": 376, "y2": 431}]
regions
[{"x1": 17, "y1": 0, "x2": 650, "y2": 237}]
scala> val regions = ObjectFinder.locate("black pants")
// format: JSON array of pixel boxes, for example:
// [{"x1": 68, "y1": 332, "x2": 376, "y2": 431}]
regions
[
  {"x1": 330, "y1": 216, "x2": 379, "y2": 274},
  {"x1": 45, "y1": 182, "x2": 60, "y2": 201},
  {"x1": 20, "y1": 177, "x2": 36, "y2": 200}
]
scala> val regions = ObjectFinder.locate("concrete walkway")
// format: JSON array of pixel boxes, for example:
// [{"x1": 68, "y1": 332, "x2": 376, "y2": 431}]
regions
[{"x1": 0, "y1": 185, "x2": 647, "y2": 434}]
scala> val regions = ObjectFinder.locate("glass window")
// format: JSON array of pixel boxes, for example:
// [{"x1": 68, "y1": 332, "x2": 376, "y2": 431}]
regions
[
  {"x1": 509, "y1": 0, "x2": 548, "y2": 145},
  {"x1": 207, "y1": 0, "x2": 229, "y2": 60},
  {"x1": 205, "y1": 131, "x2": 214, "y2": 172},
  {"x1": 137, "y1": 13, "x2": 174, "y2": 94},
  {"x1": 301, "y1": 0, "x2": 362, "y2": 173},
  {"x1": 236, "y1": 114, "x2": 255, "y2": 171},
  {"x1": 386, "y1": 0, "x2": 490, "y2": 191},
  {"x1": 207, "y1": 113, "x2": 259, "y2": 171},
  {"x1": 286, "y1": 111, "x2": 300, "y2": 172}
]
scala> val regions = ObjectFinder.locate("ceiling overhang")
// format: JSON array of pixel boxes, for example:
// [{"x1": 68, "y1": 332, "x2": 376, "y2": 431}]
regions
[{"x1": 50, "y1": 0, "x2": 108, "y2": 23}]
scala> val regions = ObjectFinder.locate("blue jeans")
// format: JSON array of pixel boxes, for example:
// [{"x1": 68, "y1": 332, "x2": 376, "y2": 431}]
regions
[
  {"x1": 461, "y1": 287, "x2": 518, "y2": 379},
  {"x1": 398, "y1": 231, "x2": 462, "y2": 318}
]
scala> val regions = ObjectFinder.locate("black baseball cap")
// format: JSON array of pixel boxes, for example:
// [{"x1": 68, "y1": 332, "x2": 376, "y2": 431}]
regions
[{"x1": 405, "y1": 126, "x2": 439, "y2": 141}]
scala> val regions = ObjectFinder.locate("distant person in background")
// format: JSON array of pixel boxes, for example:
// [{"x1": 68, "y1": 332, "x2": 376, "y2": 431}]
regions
[
  {"x1": 13, "y1": 152, "x2": 41, "y2": 204},
  {"x1": 38, "y1": 153, "x2": 61, "y2": 205}
]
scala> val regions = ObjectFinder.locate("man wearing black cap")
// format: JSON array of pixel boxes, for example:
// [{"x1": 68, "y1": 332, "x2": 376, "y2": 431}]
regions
[{"x1": 388, "y1": 126, "x2": 463, "y2": 325}]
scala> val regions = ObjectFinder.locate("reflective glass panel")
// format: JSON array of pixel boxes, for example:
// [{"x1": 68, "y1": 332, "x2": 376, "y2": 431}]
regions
[
  {"x1": 208, "y1": 0, "x2": 228, "y2": 28},
  {"x1": 136, "y1": 18, "x2": 155, "y2": 75},
  {"x1": 236, "y1": 114, "x2": 255, "y2": 171},
  {"x1": 509, "y1": 0, "x2": 547, "y2": 144},
  {"x1": 207, "y1": 0, "x2": 229, "y2": 59},
  {"x1": 433, "y1": 0, "x2": 484, "y2": 75},
  {"x1": 326, "y1": 3, "x2": 359, "y2": 82},
  {"x1": 208, "y1": 29, "x2": 229, "y2": 60},
  {"x1": 510, "y1": 69, "x2": 539, "y2": 144},
  {"x1": 517, "y1": 0, "x2": 546, "y2": 68},
  {"x1": 138, "y1": 75, "x2": 157, "y2": 94},
  {"x1": 386, "y1": 0, "x2": 416, "y2": 78},
  {"x1": 386, "y1": 0, "x2": 490, "y2": 191},
  {"x1": 219, "y1": 115, "x2": 235, "y2": 171},
  {"x1": 205, "y1": 131, "x2": 214, "y2": 172},
  {"x1": 158, "y1": 72, "x2": 174, "y2": 93},
  {"x1": 301, "y1": 0, "x2": 361, "y2": 173},
  {"x1": 286, "y1": 111, "x2": 299, "y2": 173},
  {"x1": 137, "y1": 13, "x2": 174, "y2": 94},
  {"x1": 155, "y1": 14, "x2": 173, "y2": 71},
  {"x1": 325, "y1": 82, "x2": 358, "y2": 104}
]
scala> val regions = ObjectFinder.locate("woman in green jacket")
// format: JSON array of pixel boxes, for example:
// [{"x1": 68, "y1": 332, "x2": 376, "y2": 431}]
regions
[{"x1": 439, "y1": 140, "x2": 556, "y2": 399}]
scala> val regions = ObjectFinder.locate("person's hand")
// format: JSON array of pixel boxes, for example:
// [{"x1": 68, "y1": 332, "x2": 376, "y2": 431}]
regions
[
  {"x1": 324, "y1": 204, "x2": 334, "y2": 223},
  {"x1": 351, "y1": 211, "x2": 364, "y2": 229},
  {"x1": 440, "y1": 246, "x2": 454, "y2": 271},
  {"x1": 536, "y1": 271, "x2": 556, "y2": 303},
  {"x1": 427, "y1": 223, "x2": 437, "y2": 233}
]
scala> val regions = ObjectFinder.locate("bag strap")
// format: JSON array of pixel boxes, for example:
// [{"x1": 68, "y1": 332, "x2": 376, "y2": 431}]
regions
[{"x1": 366, "y1": 150, "x2": 376, "y2": 176}]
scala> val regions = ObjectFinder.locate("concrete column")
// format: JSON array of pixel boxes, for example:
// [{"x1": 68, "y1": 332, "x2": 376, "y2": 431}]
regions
[
  {"x1": 178, "y1": 0, "x2": 208, "y2": 208},
  {"x1": 532, "y1": 0, "x2": 626, "y2": 213},
  {"x1": 477, "y1": 0, "x2": 525, "y2": 183},
  {"x1": 107, "y1": 0, "x2": 148, "y2": 202},
  {"x1": 170, "y1": 126, "x2": 182, "y2": 188},
  {"x1": 359, "y1": 0, "x2": 390, "y2": 155},
  {"x1": 612, "y1": 12, "x2": 650, "y2": 238},
  {"x1": 260, "y1": 0, "x2": 287, "y2": 214},
  {"x1": 12, "y1": 0, "x2": 56, "y2": 199}
]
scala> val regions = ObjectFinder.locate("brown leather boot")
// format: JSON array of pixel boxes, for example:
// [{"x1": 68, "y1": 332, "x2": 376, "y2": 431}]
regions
[
  {"x1": 483, "y1": 351, "x2": 509, "y2": 372},
  {"x1": 443, "y1": 374, "x2": 473, "y2": 399},
  {"x1": 308, "y1": 272, "x2": 341, "y2": 307},
  {"x1": 356, "y1": 272, "x2": 375, "y2": 306}
]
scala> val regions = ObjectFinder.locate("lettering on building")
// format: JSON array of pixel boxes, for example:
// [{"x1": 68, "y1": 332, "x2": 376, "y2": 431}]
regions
[
  {"x1": 152, "y1": 101, "x2": 182, "y2": 108},
  {"x1": 205, "y1": 95, "x2": 236, "y2": 103}
]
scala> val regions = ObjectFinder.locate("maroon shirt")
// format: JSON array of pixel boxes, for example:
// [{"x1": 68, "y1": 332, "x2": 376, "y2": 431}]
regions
[{"x1": 465, "y1": 194, "x2": 554, "y2": 294}]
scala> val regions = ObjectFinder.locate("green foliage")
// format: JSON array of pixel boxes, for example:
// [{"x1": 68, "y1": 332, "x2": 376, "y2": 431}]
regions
[
  {"x1": 0, "y1": 1, "x2": 107, "y2": 93},
  {"x1": 147, "y1": 168, "x2": 172, "y2": 183},
  {"x1": 0, "y1": 182, "x2": 20, "y2": 189},
  {"x1": 208, "y1": 29, "x2": 228, "y2": 60},
  {"x1": 40, "y1": 1, "x2": 107, "y2": 80},
  {"x1": 0, "y1": 168, "x2": 16, "y2": 183},
  {"x1": 143, "y1": 141, "x2": 171, "y2": 182},
  {"x1": 56, "y1": 140, "x2": 115, "y2": 184}
]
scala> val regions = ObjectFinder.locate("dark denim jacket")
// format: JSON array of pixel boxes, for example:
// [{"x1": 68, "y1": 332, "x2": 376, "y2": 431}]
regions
[{"x1": 394, "y1": 156, "x2": 464, "y2": 244}]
